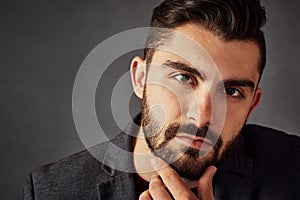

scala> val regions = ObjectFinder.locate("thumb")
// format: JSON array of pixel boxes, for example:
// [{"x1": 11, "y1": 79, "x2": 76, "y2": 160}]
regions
[{"x1": 198, "y1": 166, "x2": 217, "y2": 200}]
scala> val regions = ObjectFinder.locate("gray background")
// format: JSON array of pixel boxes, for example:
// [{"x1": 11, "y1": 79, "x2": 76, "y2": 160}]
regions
[{"x1": 0, "y1": 0, "x2": 299, "y2": 199}]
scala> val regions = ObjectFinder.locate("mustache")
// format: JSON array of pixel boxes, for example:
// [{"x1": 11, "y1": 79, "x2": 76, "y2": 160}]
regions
[{"x1": 164, "y1": 123, "x2": 218, "y2": 142}]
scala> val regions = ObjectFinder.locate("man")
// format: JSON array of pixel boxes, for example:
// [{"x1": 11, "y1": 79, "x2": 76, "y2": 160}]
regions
[{"x1": 22, "y1": 0, "x2": 300, "y2": 199}]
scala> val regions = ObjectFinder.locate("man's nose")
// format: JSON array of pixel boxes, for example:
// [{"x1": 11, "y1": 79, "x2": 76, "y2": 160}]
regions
[{"x1": 185, "y1": 85, "x2": 212, "y2": 127}]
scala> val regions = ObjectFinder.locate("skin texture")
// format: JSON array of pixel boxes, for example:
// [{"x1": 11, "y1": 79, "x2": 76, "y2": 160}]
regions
[{"x1": 131, "y1": 23, "x2": 262, "y2": 199}]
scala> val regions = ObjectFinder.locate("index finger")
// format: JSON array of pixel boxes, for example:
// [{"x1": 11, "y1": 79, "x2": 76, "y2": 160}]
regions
[{"x1": 151, "y1": 157, "x2": 197, "y2": 199}]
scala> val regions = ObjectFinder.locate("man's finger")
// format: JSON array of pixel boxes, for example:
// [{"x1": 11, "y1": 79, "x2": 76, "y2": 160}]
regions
[
  {"x1": 149, "y1": 175, "x2": 172, "y2": 200},
  {"x1": 197, "y1": 165, "x2": 217, "y2": 200},
  {"x1": 139, "y1": 190, "x2": 152, "y2": 200},
  {"x1": 151, "y1": 157, "x2": 197, "y2": 199}
]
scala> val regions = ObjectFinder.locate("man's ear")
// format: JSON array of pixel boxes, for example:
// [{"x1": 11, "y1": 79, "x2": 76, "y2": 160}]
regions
[
  {"x1": 247, "y1": 88, "x2": 262, "y2": 117},
  {"x1": 130, "y1": 56, "x2": 146, "y2": 99}
]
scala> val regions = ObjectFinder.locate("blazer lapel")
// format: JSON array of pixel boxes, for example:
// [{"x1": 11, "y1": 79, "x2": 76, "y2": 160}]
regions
[
  {"x1": 97, "y1": 173, "x2": 136, "y2": 200},
  {"x1": 214, "y1": 151, "x2": 253, "y2": 200},
  {"x1": 214, "y1": 132, "x2": 253, "y2": 200},
  {"x1": 96, "y1": 129, "x2": 137, "y2": 200}
]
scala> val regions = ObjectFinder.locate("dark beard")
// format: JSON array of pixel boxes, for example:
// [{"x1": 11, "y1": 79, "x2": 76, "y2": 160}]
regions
[
  {"x1": 145, "y1": 121, "x2": 223, "y2": 180},
  {"x1": 141, "y1": 87, "x2": 241, "y2": 181}
]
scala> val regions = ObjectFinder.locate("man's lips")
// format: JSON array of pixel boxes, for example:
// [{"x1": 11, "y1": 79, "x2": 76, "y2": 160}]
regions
[{"x1": 175, "y1": 133, "x2": 212, "y2": 150}]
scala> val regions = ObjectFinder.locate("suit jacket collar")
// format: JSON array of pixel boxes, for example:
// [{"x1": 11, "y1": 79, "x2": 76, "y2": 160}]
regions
[{"x1": 97, "y1": 116, "x2": 140, "y2": 199}]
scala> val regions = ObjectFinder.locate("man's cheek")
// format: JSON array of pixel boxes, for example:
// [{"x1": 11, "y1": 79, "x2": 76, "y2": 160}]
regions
[
  {"x1": 147, "y1": 85, "x2": 182, "y2": 120},
  {"x1": 219, "y1": 103, "x2": 241, "y2": 126}
]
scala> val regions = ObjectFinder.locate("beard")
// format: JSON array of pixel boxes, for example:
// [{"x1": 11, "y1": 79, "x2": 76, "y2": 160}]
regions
[{"x1": 141, "y1": 88, "x2": 241, "y2": 181}]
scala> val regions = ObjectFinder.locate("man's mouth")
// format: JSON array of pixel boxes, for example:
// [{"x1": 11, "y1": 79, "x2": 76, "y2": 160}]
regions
[{"x1": 175, "y1": 133, "x2": 212, "y2": 150}]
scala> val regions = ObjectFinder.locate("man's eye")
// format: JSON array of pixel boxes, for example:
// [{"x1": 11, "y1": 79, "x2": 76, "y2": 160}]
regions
[
  {"x1": 225, "y1": 88, "x2": 242, "y2": 97},
  {"x1": 174, "y1": 74, "x2": 192, "y2": 83}
]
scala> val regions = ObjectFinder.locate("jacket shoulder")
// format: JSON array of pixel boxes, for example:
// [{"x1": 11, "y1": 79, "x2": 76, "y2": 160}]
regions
[
  {"x1": 22, "y1": 142, "x2": 111, "y2": 200},
  {"x1": 244, "y1": 124, "x2": 300, "y2": 153},
  {"x1": 243, "y1": 124, "x2": 300, "y2": 199},
  {"x1": 243, "y1": 124, "x2": 300, "y2": 160}
]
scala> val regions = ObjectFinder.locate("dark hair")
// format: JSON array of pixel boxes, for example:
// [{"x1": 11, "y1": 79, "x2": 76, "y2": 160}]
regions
[{"x1": 144, "y1": 0, "x2": 267, "y2": 77}]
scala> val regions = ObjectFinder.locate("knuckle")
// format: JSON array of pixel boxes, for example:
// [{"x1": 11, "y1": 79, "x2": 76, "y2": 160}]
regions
[
  {"x1": 206, "y1": 181, "x2": 214, "y2": 192},
  {"x1": 149, "y1": 180, "x2": 162, "y2": 192},
  {"x1": 198, "y1": 177, "x2": 214, "y2": 194},
  {"x1": 206, "y1": 179, "x2": 213, "y2": 189},
  {"x1": 164, "y1": 170, "x2": 177, "y2": 181}
]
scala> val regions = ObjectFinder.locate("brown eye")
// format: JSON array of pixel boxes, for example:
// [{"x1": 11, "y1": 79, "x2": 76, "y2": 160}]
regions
[{"x1": 225, "y1": 88, "x2": 241, "y2": 97}]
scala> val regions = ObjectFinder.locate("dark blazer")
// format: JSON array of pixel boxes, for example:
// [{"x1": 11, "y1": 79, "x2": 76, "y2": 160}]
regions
[{"x1": 22, "y1": 124, "x2": 300, "y2": 200}]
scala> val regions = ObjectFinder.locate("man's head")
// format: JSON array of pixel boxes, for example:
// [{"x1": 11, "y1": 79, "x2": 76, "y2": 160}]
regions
[
  {"x1": 145, "y1": 0, "x2": 266, "y2": 77},
  {"x1": 131, "y1": 0, "x2": 266, "y2": 180}
]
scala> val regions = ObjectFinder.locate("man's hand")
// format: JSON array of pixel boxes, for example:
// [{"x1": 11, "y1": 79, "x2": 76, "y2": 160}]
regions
[{"x1": 139, "y1": 157, "x2": 217, "y2": 200}]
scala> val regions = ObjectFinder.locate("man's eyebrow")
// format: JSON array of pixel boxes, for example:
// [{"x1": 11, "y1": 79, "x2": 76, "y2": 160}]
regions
[
  {"x1": 221, "y1": 79, "x2": 256, "y2": 92},
  {"x1": 161, "y1": 60, "x2": 206, "y2": 80},
  {"x1": 161, "y1": 61, "x2": 256, "y2": 91}
]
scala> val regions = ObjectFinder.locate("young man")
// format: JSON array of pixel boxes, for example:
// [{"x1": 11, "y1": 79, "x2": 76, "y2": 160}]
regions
[{"x1": 22, "y1": 0, "x2": 300, "y2": 199}]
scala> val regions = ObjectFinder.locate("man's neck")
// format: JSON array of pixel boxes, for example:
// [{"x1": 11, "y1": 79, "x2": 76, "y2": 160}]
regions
[{"x1": 133, "y1": 129, "x2": 156, "y2": 182}]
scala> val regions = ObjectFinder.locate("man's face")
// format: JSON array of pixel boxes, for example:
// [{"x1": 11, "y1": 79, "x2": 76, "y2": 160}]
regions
[{"x1": 133, "y1": 23, "x2": 262, "y2": 180}]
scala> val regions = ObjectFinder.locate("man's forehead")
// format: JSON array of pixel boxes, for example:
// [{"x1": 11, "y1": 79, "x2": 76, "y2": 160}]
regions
[{"x1": 148, "y1": 25, "x2": 261, "y2": 86}]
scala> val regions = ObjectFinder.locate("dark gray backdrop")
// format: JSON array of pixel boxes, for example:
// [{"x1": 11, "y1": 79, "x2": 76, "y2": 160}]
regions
[{"x1": 1, "y1": 0, "x2": 299, "y2": 199}]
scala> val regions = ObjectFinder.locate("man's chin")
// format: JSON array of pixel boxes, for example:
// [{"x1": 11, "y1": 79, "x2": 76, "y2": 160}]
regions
[
  {"x1": 170, "y1": 154, "x2": 213, "y2": 181},
  {"x1": 153, "y1": 149, "x2": 217, "y2": 181}
]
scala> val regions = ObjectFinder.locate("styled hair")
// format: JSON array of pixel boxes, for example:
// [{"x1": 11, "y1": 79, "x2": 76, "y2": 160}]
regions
[{"x1": 144, "y1": 0, "x2": 267, "y2": 76}]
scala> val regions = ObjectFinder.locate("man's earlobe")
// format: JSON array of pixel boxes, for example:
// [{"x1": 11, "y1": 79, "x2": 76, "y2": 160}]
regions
[{"x1": 130, "y1": 56, "x2": 146, "y2": 99}]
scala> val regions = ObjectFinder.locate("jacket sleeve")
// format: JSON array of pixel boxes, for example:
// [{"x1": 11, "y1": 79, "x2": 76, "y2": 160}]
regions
[{"x1": 21, "y1": 173, "x2": 35, "y2": 200}]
